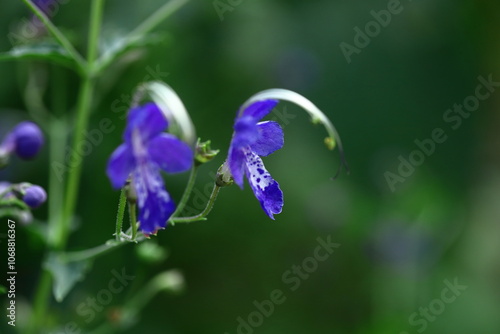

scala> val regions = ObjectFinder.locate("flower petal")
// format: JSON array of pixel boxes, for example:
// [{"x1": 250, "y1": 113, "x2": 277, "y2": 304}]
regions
[
  {"x1": 250, "y1": 121, "x2": 284, "y2": 157},
  {"x1": 148, "y1": 133, "x2": 193, "y2": 173},
  {"x1": 241, "y1": 99, "x2": 279, "y2": 121},
  {"x1": 227, "y1": 144, "x2": 246, "y2": 188},
  {"x1": 133, "y1": 163, "x2": 175, "y2": 234},
  {"x1": 106, "y1": 144, "x2": 135, "y2": 189},
  {"x1": 232, "y1": 115, "x2": 259, "y2": 148},
  {"x1": 125, "y1": 103, "x2": 168, "y2": 143},
  {"x1": 244, "y1": 151, "x2": 283, "y2": 219}
]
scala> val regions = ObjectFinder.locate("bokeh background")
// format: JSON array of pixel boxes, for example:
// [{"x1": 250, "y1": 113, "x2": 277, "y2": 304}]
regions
[{"x1": 1, "y1": 0, "x2": 500, "y2": 333}]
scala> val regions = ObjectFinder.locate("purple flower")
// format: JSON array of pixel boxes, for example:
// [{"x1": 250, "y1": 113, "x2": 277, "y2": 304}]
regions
[
  {"x1": 227, "y1": 100, "x2": 284, "y2": 219},
  {"x1": 107, "y1": 103, "x2": 193, "y2": 235},
  {"x1": 22, "y1": 185, "x2": 47, "y2": 209},
  {"x1": 0, "y1": 121, "x2": 44, "y2": 160}
]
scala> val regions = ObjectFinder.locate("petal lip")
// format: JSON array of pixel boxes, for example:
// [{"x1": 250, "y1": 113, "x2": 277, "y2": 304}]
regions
[
  {"x1": 132, "y1": 164, "x2": 175, "y2": 234},
  {"x1": 106, "y1": 144, "x2": 135, "y2": 189},
  {"x1": 240, "y1": 99, "x2": 279, "y2": 121},
  {"x1": 125, "y1": 103, "x2": 168, "y2": 143},
  {"x1": 138, "y1": 188, "x2": 175, "y2": 234},
  {"x1": 244, "y1": 151, "x2": 283, "y2": 219},
  {"x1": 148, "y1": 133, "x2": 193, "y2": 174},
  {"x1": 250, "y1": 121, "x2": 284, "y2": 157},
  {"x1": 258, "y1": 181, "x2": 283, "y2": 219}
]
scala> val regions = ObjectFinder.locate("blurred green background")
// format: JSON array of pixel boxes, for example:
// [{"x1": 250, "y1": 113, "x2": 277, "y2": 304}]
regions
[{"x1": 1, "y1": 0, "x2": 500, "y2": 333}]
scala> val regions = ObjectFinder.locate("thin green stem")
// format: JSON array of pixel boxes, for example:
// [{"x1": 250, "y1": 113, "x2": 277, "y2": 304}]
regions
[
  {"x1": 21, "y1": 0, "x2": 87, "y2": 74},
  {"x1": 0, "y1": 198, "x2": 30, "y2": 210},
  {"x1": 172, "y1": 184, "x2": 220, "y2": 223},
  {"x1": 93, "y1": 0, "x2": 190, "y2": 73},
  {"x1": 129, "y1": 202, "x2": 138, "y2": 240},
  {"x1": 48, "y1": 118, "x2": 66, "y2": 246},
  {"x1": 115, "y1": 188, "x2": 127, "y2": 241},
  {"x1": 56, "y1": 77, "x2": 92, "y2": 249},
  {"x1": 56, "y1": 0, "x2": 105, "y2": 250},
  {"x1": 28, "y1": 270, "x2": 52, "y2": 334},
  {"x1": 63, "y1": 241, "x2": 123, "y2": 263},
  {"x1": 129, "y1": 0, "x2": 189, "y2": 38},
  {"x1": 27, "y1": 63, "x2": 69, "y2": 334},
  {"x1": 23, "y1": 64, "x2": 51, "y2": 129},
  {"x1": 86, "y1": 0, "x2": 105, "y2": 71},
  {"x1": 58, "y1": 232, "x2": 146, "y2": 263},
  {"x1": 170, "y1": 165, "x2": 198, "y2": 219}
]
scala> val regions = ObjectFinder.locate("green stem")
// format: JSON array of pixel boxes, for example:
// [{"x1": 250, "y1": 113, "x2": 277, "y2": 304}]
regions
[
  {"x1": 129, "y1": 202, "x2": 138, "y2": 240},
  {"x1": 59, "y1": 231, "x2": 146, "y2": 263},
  {"x1": 48, "y1": 118, "x2": 66, "y2": 245},
  {"x1": 0, "y1": 198, "x2": 30, "y2": 210},
  {"x1": 130, "y1": 0, "x2": 189, "y2": 38},
  {"x1": 170, "y1": 165, "x2": 198, "y2": 220},
  {"x1": 172, "y1": 184, "x2": 220, "y2": 223},
  {"x1": 27, "y1": 62, "x2": 69, "y2": 334},
  {"x1": 21, "y1": 0, "x2": 87, "y2": 74},
  {"x1": 63, "y1": 241, "x2": 124, "y2": 262},
  {"x1": 28, "y1": 270, "x2": 52, "y2": 334},
  {"x1": 115, "y1": 188, "x2": 127, "y2": 241},
  {"x1": 56, "y1": 0, "x2": 105, "y2": 250}
]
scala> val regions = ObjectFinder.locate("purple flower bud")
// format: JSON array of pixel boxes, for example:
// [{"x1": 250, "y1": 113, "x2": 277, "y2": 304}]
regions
[
  {"x1": 22, "y1": 185, "x2": 47, "y2": 209},
  {"x1": 12, "y1": 122, "x2": 44, "y2": 159}
]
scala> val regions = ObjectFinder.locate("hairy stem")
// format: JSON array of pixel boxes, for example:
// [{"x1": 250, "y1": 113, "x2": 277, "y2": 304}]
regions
[
  {"x1": 115, "y1": 188, "x2": 127, "y2": 241},
  {"x1": 172, "y1": 184, "x2": 220, "y2": 223},
  {"x1": 129, "y1": 202, "x2": 138, "y2": 240},
  {"x1": 170, "y1": 165, "x2": 198, "y2": 220}
]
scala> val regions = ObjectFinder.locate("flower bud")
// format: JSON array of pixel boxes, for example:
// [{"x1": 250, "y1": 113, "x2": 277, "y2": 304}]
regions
[
  {"x1": 195, "y1": 139, "x2": 219, "y2": 165},
  {"x1": 22, "y1": 185, "x2": 47, "y2": 209},
  {"x1": 12, "y1": 122, "x2": 44, "y2": 159}
]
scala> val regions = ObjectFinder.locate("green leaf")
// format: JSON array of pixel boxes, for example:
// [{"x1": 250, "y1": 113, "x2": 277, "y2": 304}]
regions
[
  {"x1": 94, "y1": 32, "x2": 170, "y2": 74},
  {"x1": 0, "y1": 285, "x2": 6, "y2": 295},
  {"x1": 0, "y1": 44, "x2": 75, "y2": 69},
  {"x1": 44, "y1": 252, "x2": 92, "y2": 302}
]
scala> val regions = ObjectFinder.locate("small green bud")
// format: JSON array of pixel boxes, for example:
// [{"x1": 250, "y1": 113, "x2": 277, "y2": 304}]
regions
[
  {"x1": 124, "y1": 178, "x2": 137, "y2": 204},
  {"x1": 216, "y1": 162, "x2": 234, "y2": 187},
  {"x1": 195, "y1": 139, "x2": 219, "y2": 165},
  {"x1": 324, "y1": 137, "x2": 336, "y2": 150}
]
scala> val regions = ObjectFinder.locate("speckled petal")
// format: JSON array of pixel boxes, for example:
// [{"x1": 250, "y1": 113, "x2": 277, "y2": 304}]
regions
[{"x1": 244, "y1": 150, "x2": 283, "y2": 219}]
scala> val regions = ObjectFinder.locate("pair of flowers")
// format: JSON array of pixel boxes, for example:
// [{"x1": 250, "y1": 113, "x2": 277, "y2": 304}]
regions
[{"x1": 107, "y1": 99, "x2": 285, "y2": 235}]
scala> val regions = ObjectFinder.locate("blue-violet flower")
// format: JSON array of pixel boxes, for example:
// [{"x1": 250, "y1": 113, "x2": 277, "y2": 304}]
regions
[
  {"x1": 227, "y1": 99, "x2": 284, "y2": 219},
  {"x1": 107, "y1": 103, "x2": 193, "y2": 234},
  {"x1": 0, "y1": 121, "x2": 44, "y2": 160}
]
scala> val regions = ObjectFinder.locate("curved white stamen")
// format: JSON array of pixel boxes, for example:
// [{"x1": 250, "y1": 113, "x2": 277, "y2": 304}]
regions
[
  {"x1": 240, "y1": 89, "x2": 349, "y2": 177},
  {"x1": 139, "y1": 81, "x2": 196, "y2": 145}
]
